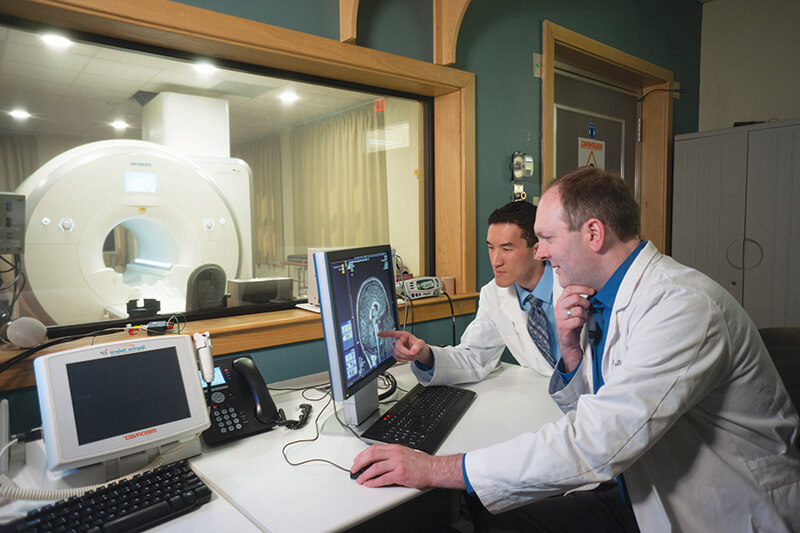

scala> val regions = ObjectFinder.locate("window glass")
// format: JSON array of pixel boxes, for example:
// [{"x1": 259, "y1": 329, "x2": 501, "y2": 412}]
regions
[{"x1": 0, "y1": 23, "x2": 427, "y2": 329}]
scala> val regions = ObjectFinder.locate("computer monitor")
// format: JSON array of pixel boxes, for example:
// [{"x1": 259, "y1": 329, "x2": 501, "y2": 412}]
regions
[
  {"x1": 314, "y1": 245, "x2": 399, "y2": 426},
  {"x1": 33, "y1": 335, "x2": 210, "y2": 473}
]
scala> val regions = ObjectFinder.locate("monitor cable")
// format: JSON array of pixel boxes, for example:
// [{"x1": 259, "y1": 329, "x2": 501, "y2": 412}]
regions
[
  {"x1": 280, "y1": 392, "x2": 354, "y2": 473},
  {"x1": 404, "y1": 297, "x2": 415, "y2": 334},
  {"x1": 277, "y1": 374, "x2": 403, "y2": 473},
  {"x1": 0, "y1": 327, "x2": 129, "y2": 377},
  {"x1": 273, "y1": 404, "x2": 312, "y2": 430},
  {"x1": 378, "y1": 372, "x2": 397, "y2": 401},
  {"x1": 442, "y1": 290, "x2": 456, "y2": 346}
]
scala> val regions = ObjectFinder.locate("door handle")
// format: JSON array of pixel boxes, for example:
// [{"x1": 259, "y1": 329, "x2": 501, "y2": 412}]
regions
[
  {"x1": 742, "y1": 238, "x2": 764, "y2": 270},
  {"x1": 725, "y1": 239, "x2": 745, "y2": 270}
]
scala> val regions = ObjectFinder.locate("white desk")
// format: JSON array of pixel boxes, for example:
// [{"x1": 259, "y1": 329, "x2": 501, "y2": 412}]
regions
[
  {"x1": 0, "y1": 363, "x2": 563, "y2": 532},
  {"x1": 189, "y1": 362, "x2": 563, "y2": 532}
]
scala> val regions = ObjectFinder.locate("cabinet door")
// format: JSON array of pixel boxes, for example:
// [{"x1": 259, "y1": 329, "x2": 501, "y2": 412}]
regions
[
  {"x1": 744, "y1": 124, "x2": 800, "y2": 327},
  {"x1": 672, "y1": 132, "x2": 747, "y2": 303}
]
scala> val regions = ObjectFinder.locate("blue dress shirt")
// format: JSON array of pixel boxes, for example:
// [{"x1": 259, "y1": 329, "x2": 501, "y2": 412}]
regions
[
  {"x1": 587, "y1": 240, "x2": 646, "y2": 392},
  {"x1": 556, "y1": 240, "x2": 646, "y2": 389}
]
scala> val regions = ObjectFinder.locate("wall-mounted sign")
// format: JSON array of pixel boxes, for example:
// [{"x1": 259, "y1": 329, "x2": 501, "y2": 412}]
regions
[{"x1": 578, "y1": 137, "x2": 605, "y2": 169}]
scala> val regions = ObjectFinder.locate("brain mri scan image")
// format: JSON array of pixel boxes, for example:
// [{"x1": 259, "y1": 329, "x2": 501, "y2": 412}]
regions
[{"x1": 356, "y1": 276, "x2": 393, "y2": 369}]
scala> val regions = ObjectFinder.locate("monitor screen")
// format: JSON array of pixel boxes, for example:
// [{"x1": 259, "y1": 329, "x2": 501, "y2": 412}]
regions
[
  {"x1": 67, "y1": 348, "x2": 191, "y2": 445},
  {"x1": 34, "y1": 335, "x2": 210, "y2": 472},
  {"x1": 315, "y1": 245, "x2": 398, "y2": 403}
]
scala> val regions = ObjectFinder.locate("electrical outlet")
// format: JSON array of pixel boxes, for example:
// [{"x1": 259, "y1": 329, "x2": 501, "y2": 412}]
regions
[{"x1": 513, "y1": 183, "x2": 527, "y2": 201}]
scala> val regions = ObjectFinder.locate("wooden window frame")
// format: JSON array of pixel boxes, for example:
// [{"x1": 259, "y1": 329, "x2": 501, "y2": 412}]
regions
[{"x1": 0, "y1": 0, "x2": 477, "y2": 390}]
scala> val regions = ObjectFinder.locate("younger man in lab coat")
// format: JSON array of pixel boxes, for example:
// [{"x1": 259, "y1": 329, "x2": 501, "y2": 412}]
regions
[{"x1": 380, "y1": 200, "x2": 560, "y2": 384}]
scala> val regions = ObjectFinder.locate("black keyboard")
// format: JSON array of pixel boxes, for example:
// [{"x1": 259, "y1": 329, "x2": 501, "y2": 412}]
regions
[
  {"x1": 361, "y1": 384, "x2": 476, "y2": 454},
  {"x1": 1, "y1": 460, "x2": 211, "y2": 533}
]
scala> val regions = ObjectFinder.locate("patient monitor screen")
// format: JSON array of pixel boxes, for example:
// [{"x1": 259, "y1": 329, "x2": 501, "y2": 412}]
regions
[
  {"x1": 328, "y1": 250, "x2": 397, "y2": 389},
  {"x1": 66, "y1": 347, "x2": 191, "y2": 445}
]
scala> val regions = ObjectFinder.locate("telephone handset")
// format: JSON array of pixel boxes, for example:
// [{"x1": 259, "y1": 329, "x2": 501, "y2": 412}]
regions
[{"x1": 201, "y1": 355, "x2": 280, "y2": 446}]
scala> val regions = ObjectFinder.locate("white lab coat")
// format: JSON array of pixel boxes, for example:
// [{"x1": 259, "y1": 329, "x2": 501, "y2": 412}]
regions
[
  {"x1": 411, "y1": 276, "x2": 563, "y2": 385},
  {"x1": 465, "y1": 242, "x2": 800, "y2": 532}
]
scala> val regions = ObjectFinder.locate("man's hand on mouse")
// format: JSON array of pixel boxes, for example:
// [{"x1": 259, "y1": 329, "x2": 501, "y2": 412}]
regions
[{"x1": 351, "y1": 444, "x2": 465, "y2": 490}]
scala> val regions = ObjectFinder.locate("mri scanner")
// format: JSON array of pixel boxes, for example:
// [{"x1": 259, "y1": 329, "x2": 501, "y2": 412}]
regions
[{"x1": 16, "y1": 140, "x2": 253, "y2": 325}]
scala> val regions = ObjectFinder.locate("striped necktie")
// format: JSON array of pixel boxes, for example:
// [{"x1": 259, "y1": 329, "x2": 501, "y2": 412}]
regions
[{"x1": 526, "y1": 295, "x2": 555, "y2": 368}]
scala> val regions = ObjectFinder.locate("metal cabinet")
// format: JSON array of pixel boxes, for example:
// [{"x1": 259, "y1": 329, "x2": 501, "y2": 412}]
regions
[{"x1": 672, "y1": 119, "x2": 800, "y2": 328}]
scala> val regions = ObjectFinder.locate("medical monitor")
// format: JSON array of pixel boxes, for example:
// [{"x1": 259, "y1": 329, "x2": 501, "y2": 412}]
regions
[
  {"x1": 315, "y1": 245, "x2": 398, "y2": 425},
  {"x1": 34, "y1": 335, "x2": 210, "y2": 472}
]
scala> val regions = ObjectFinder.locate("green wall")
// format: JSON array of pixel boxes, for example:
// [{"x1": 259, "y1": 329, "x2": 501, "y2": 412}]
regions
[
  {"x1": 174, "y1": 0, "x2": 702, "y2": 376},
  {"x1": 0, "y1": 0, "x2": 702, "y2": 431},
  {"x1": 177, "y1": 0, "x2": 702, "y2": 295}
]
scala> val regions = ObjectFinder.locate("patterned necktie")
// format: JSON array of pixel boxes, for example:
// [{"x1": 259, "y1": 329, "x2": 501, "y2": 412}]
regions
[{"x1": 526, "y1": 295, "x2": 555, "y2": 368}]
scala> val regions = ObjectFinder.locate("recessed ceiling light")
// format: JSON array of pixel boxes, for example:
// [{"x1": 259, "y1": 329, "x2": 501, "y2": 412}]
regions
[
  {"x1": 111, "y1": 120, "x2": 129, "y2": 131},
  {"x1": 41, "y1": 34, "x2": 73, "y2": 49},
  {"x1": 9, "y1": 109, "x2": 31, "y2": 120},
  {"x1": 193, "y1": 62, "x2": 217, "y2": 74},
  {"x1": 279, "y1": 90, "x2": 299, "y2": 104}
]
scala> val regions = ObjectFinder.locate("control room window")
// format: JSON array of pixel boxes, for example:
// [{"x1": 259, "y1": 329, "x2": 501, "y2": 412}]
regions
[{"x1": 0, "y1": 22, "x2": 430, "y2": 331}]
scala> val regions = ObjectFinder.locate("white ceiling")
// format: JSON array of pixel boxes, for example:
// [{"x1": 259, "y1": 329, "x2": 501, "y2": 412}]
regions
[{"x1": 0, "y1": 24, "x2": 378, "y2": 145}]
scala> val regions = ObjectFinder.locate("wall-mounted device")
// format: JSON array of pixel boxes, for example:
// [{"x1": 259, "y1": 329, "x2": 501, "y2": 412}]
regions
[
  {"x1": 200, "y1": 355, "x2": 280, "y2": 446},
  {"x1": 511, "y1": 151, "x2": 534, "y2": 180},
  {"x1": 513, "y1": 183, "x2": 527, "y2": 202},
  {"x1": 398, "y1": 276, "x2": 443, "y2": 299}
]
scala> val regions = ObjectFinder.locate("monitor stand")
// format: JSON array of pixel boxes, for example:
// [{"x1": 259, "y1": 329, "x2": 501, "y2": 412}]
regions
[
  {"x1": 321, "y1": 379, "x2": 385, "y2": 437},
  {"x1": 342, "y1": 379, "x2": 379, "y2": 427},
  {"x1": 25, "y1": 434, "x2": 203, "y2": 490}
]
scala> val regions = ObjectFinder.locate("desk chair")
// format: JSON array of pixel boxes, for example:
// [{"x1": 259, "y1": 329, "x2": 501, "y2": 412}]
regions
[{"x1": 759, "y1": 327, "x2": 800, "y2": 410}]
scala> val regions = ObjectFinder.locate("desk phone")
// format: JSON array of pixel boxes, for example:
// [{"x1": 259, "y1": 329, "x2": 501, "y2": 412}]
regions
[{"x1": 201, "y1": 355, "x2": 280, "y2": 445}]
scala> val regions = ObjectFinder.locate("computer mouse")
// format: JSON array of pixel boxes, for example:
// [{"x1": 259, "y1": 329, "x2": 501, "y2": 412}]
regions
[{"x1": 350, "y1": 463, "x2": 373, "y2": 480}]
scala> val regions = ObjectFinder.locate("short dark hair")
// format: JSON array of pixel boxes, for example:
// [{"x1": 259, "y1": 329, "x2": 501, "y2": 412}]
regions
[
  {"x1": 551, "y1": 167, "x2": 641, "y2": 240},
  {"x1": 487, "y1": 200, "x2": 537, "y2": 247}
]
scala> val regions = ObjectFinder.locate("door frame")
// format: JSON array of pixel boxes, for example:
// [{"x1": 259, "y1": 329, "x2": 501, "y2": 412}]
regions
[{"x1": 542, "y1": 21, "x2": 675, "y2": 252}]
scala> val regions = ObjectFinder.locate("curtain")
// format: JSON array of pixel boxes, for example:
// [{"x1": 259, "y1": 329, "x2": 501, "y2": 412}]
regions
[
  {"x1": 288, "y1": 104, "x2": 389, "y2": 248},
  {"x1": 232, "y1": 133, "x2": 284, "y2": 265},
  {"x1": 0, "y1": 133, "x2": 38, "y2": 192}
]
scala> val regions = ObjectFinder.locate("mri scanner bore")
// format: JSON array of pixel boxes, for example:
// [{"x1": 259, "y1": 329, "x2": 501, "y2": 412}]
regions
[{"x1": 15, "y1": 140, "x2": 253, "y2": 325}]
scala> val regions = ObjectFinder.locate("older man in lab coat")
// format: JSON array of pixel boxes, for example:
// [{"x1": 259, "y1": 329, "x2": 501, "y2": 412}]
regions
[{"x1": 353, "y1": 168, "x2": 800, "y2": 532}]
